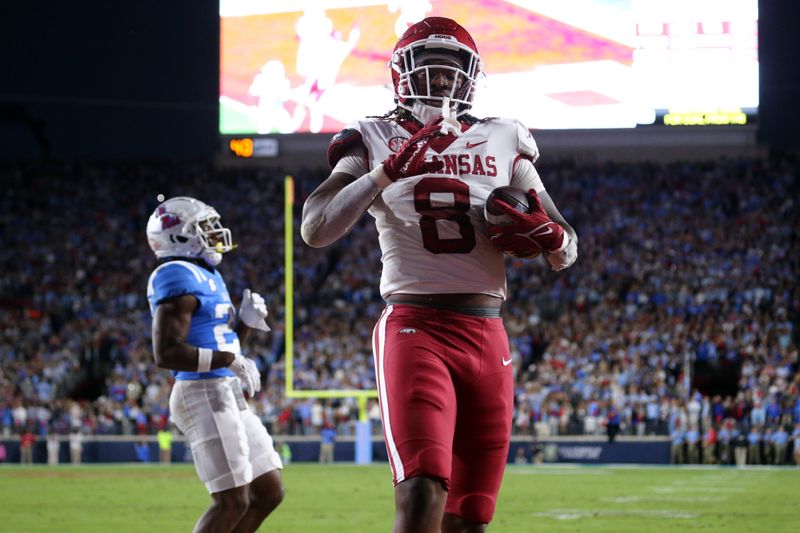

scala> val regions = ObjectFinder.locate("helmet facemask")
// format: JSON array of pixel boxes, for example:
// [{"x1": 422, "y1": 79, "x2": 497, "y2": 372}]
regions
[
  {"x1": 193, "y1": 214, "x2": 234, "y2": 266},
  {"x1": 394, "y1": 45, "x2": 480, "y2": 119}
]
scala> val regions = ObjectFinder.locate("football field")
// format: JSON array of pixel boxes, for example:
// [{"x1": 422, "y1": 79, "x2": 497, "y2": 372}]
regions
[{"x1": 1, "y1": 463, "x2": 797, "y2": 532}]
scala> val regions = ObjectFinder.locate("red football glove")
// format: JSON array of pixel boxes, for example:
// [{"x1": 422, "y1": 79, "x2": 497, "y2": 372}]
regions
[
  {"x1": 487, "y1": 232, "x2": 542, "y2": 259},
  {"x1": 382, "y1": 118, "x2": 445, "y2": 181},
  {"x1": 487, "y1": 189, "x2": 565, "y2": 253}
]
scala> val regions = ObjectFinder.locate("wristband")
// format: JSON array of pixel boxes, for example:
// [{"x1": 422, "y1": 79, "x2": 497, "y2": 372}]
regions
[
  {"x1": 197, "y1": 348, "x2": 213, "y2": 373},
  {"x1": 367, "y1": 165, "x2": 393, "y2": 190},
  {"x1": 555, "y1": 231, "x2": 571, "y2": 252}
]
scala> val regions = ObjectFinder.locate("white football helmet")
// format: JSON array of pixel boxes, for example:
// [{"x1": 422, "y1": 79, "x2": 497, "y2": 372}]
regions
[{"x1": 146, "y1": 197, "x2": 234, "y2": 266}]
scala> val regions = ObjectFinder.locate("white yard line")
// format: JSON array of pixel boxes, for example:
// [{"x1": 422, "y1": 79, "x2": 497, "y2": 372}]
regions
[{"x1": 532, "y1": 509, "x2": 699, "y2": 520}]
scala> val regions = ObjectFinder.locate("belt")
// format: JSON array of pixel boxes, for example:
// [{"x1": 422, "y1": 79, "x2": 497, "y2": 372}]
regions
[{"x1": 385, "y1": 293, "x2": 502, "y2": 318}]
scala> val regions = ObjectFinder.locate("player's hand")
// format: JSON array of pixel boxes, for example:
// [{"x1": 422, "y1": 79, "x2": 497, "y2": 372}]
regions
[
  {"x1": 239, "y1": 289, "x2": 270, "y2": 332},
  {"x1": 439, "y1": 116, "x2": 462, "y2": 137},
  {"x1": 438, "y1": 97, "x2": 462, "y2": 137},
  {"x1": 382, "y1": 119, "x2": 445, "y2": 181},
  {"x1": 486, "y1": 189, "x2": 565, "y2": 253},
  {"x1": 229, "y1": 355, "x2": 261, "y2": 394},
  {"x1": 544, "y1": 236, "x2": 578, "y2": 271}
]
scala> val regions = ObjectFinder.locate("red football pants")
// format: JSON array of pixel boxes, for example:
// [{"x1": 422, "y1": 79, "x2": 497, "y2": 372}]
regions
[{"x1": 372, "y1": 304, "x2": 514, "y2": 524}]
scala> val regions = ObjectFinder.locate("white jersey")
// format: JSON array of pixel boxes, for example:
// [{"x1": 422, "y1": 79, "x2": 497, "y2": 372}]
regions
[{"x1": 342, "y1": 116, "x2": 542, "y2": 300}]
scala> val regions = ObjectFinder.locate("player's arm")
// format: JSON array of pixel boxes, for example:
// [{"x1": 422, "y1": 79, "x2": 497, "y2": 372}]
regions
[
  {"x1": 151, "y1": 294, "x2": 235, "y2": 371},
  {"x1": 301, "y1": 128, "x2": 395, "y2": 250},
  {"x1": 235, "y1": 322, "x2": 253, "y2": 344},
  {"x1": 510, "y1": 156, "x2": 578, "y2": 270},
  {"x1": 301, "y1": 169, "x2": 381, "y2": 248},
  {"x1": 537, "y1": 186, "x2": 577, "y2": 270},
  {"x1": 302, "y1": 123, "x2": 444, "y2": 248},
  {"x1": 512, "y1": 160, "x2": 578, "y2": 243},
  {"x1": 537, "y1": 189, "x2": 577, "y2": 243}
]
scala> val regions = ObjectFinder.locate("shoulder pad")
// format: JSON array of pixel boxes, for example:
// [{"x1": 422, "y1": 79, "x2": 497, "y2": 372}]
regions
[
  {"x1": 327, "y1": 128, "x2": 365, "y2": 169},
  {"x1": 513, "y1": 119, "x2": 539, "y2": 163},
  {"x1": 148, "y1": 261, "x2": 208, "y2": 303}
]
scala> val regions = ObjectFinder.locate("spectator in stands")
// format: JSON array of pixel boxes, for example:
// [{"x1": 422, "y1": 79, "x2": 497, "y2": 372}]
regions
[
  {"x1": 702, "y1": 423, "x2": 717, "y2": 464},
  {"x1": 716, "y1": 420, "x2": 733, "y2": 465},
  {"x1": 747, "y1": 426, "x2": 762, "y2": 465},
  {"x1": 685, "y1": 423, "x2": 701, "y2": 463},
  {"x1": 515, "y1": 398, "x2": 532, "y2": 436},
  {"x1": 670, "y1": 423, "x2": 685, "y2": 464},
  {"x1": 762, "y1": 426, "x2": 775, "y2": 465},
  {"x1": 69, "y1": 428, "x2": 83, "y2": 464},
  {"x1": 771, "y1": 425, "x2": 789, "y2": 465},
  {"x1": 531, "y1": 439, "x2": 544, "y2": 464},
  {"x1": 367, "y1": 399, "x2": 382, "y2": 435},
  {"x1": 792, "y1": 424, "x2": 800, "y2": 466},
  {"x1": 645, "y1": 398, "x2": 660, "y2": 436},
  {"x1": 514, "y1": 446, "x2": 529, "y2": 464},
  {"x1": 607, "y1": 404, "x2": 621, "y2": 443},
  {"x1": 318, "y1": 422, "x2": 336, "y2": 463},
  {"x1": 20, "y1": 428, "x2": 36, "y2": 464},
  {"x1": 733, "y1": 429, "x2": 748, "y2": 467},
  {"x1": 47, "y1": 432, "x2": 60, "y2": 465}
]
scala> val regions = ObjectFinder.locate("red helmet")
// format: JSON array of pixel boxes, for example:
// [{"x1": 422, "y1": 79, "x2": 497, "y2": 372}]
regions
[{"x1": 390, "y1": 17, "x2": 482, "y2": 116}]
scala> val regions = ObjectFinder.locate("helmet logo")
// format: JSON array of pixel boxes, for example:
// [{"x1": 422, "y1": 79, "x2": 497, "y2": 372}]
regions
[
  {"x1": 156, "y1": 207, "x2": 181, "y2": 230},
  {"x1": 430, "y1": 34, "x2": 457, "y2": 41},
  {"x1": 387, "y1": 136, "x2": 407, "y2": 152}
]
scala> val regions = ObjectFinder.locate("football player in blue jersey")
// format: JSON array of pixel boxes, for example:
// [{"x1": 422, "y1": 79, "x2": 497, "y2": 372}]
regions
[{"x1": 146, "y1": 196, "x2": 284, "y2": 533}]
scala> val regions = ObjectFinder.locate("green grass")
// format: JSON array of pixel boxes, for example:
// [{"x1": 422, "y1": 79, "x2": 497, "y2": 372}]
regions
[{"x1": 0, "y1": 463, "x2": 798, "y2": 532}]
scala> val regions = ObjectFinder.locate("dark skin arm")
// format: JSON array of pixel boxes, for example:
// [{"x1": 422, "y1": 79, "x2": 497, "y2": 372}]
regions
[
  {"x1": 235, "y1": 321, "x2": 255, "y2": 345},
  {"x1": 151, "y1": 294, "x2": 236, "y2": 371}
]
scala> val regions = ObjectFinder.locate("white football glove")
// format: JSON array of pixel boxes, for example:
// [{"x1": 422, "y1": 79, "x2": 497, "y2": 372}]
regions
[
  {"x1": 239, "y1": 289, "x2": 270, "y2": 332},
  {"x1": 439, "y1": 97, "x2": 462, "y2": 137},
  {"x1": 544, "y1": 236, "x2": 578, "y2": 271},
  {"x1": 229, "y1": 356, "x2": 261, "y2": 394}
]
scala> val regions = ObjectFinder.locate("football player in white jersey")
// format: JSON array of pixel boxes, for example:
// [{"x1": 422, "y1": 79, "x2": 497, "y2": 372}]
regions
[
  {"x1": 146, "y1": 197, "x2": 284, "y2": 533},
  {"x1": 301, "y1": 16, "x2": 577, "y2": 533}
]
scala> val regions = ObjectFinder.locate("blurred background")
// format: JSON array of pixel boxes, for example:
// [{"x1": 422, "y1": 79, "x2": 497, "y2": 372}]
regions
[{"x1": 0, "y1": 0, "x2": 797, "y2": 467}]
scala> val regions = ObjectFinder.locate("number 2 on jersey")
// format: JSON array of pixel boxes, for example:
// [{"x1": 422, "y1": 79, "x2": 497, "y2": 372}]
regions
[
  {"x1": 414, "y1": 177, "x2": 476, "y2": 254},
  {"x1": 213, "y1": 303, "x2": 241, "y2": 354}
]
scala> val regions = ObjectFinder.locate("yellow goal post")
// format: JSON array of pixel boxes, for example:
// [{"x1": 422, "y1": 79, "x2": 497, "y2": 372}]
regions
[{"x1": 283, "y1": 176, "x2": 379, "y2": 429}]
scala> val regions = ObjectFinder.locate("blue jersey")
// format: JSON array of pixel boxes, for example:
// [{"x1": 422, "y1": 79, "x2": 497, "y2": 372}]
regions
[{"x1": 147, "y1": 260, "x2": 239, "y2": 380}]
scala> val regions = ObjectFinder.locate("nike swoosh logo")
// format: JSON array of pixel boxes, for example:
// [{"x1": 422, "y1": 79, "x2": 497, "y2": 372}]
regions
[
  {"x1": 533, "y1": 227, "x2": 553, "y2": 236},
  {"x1": 527, "y1": 222, "x2": 554, "y2": 237},
  {"x1": 465, "y1": 140, "x2": 487, "y2": 149},
  {"x1": 502, "y1": 357, "x2": 512, "y2": 366}
]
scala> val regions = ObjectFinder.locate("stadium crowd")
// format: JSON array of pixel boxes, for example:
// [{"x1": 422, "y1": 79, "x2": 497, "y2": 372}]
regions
[{"x1": 1, "y1": 154, "x2": 798, "y2": 465}]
